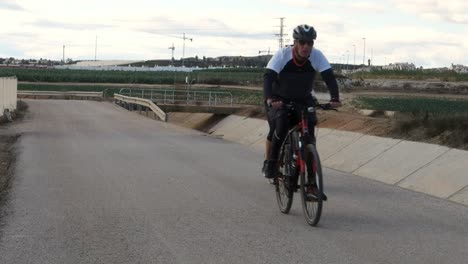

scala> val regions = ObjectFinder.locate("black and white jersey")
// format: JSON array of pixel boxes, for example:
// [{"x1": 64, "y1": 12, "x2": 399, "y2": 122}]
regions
[{"x1": 265, "y1": 46, "x2": 332, "y2": 102}]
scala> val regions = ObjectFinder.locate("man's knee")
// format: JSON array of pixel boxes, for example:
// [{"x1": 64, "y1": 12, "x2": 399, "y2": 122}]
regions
[
  {"x1": 267, "y1": 131, "x2": 273, "y2": 141},
  {"x1": 308, "y1": 113, "x2": 317, "y2": 127}
]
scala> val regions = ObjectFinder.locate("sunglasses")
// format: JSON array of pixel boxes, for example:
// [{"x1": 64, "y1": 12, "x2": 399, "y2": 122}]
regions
[{"x1": 297, "y1": 40, "x2": 314, "y2": 46}]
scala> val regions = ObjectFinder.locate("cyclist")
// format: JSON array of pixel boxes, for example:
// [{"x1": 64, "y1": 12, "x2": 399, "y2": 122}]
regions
[{"x1": 262, "y1": 24, "x2": 342, "y2": 180}]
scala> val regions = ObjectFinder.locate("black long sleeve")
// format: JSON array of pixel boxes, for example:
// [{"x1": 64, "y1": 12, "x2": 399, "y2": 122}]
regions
[
  {"x1": 263, "y1": 69, "x2": 278, "y2": 101},
  {"x1": 320, "y1": 68, "x2": 340, "y2": 100}
]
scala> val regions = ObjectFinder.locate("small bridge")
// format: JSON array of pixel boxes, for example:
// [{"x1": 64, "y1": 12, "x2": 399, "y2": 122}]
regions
[{"x1": 117, "y1": 88, "x2": 244, "y2": 114}]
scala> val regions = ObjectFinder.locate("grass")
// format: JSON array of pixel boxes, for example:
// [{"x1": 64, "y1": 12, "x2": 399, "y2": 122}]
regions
[
  {"x1": 352, "y1": 96, "x2": 468, "y2": 149},
  {"x1": 391, "y1": 112, "x2": 468, "y2": 148}
]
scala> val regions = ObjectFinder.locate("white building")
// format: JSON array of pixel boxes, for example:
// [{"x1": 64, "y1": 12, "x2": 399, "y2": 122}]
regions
[
  {"x1": 451, "y1": 64, "x2": 468, "y2": 73},
  {"x1": 382, "y1": 62, "x2": 417, "y2": 71}
]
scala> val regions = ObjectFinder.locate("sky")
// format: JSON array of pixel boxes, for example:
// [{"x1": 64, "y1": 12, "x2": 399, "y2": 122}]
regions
[{"x1": 0, "y1": 0, "x2": 467, "y2": 68}]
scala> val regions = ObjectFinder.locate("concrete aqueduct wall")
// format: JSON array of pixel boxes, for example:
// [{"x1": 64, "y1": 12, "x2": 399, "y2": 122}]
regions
[{"x1": 0, "y1": 77, "x2": 17, "y2": 117}]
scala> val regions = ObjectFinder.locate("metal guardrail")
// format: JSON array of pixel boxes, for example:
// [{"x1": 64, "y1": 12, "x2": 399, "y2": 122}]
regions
[
  {"x1": 118, "y1": 88, "x2": 233, "y2": 106},
  {"x1": 114, "y1": 94, "x2": 167, "y2": 122}
]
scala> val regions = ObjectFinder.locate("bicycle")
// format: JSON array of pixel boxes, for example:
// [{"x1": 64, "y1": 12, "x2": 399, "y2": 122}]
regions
[{"x1": 274, "y1": 102, "x2": 337, "y2": 226}]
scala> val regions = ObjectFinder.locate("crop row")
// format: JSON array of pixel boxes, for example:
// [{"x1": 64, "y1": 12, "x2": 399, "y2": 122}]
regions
[{"x1": 0, "y1": 68, "x2": 264, "y2": 86}]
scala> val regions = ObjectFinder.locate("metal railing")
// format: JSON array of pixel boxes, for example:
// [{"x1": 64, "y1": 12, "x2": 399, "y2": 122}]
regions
[
  {"x1": 114, "y1": 94, "x2": 167, "y2": 122},
  {"x1": 118, "y1": 88, "x2": 233, "y2": 106}
]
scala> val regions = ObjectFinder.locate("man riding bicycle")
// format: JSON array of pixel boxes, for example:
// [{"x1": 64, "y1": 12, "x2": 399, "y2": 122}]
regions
[{"x1": 262, "y1": 24, "x2": 342, "y2": 180}]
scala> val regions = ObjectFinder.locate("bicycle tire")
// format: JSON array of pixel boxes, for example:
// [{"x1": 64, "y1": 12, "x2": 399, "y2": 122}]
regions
[
  {"x1": 300, "y1": 144, "x2": 323, "y2": 226},
  {"x1": 275, "y1": 135, "x2": 294, "y2": 214}
]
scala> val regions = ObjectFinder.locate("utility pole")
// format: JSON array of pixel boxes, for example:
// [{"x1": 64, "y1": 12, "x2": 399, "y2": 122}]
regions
[
  {"x1": 181, "y1": 33, "x2": 193, "y2": 67},
  {"x1": 346, "y1": 50, "x2": 350, "y2": 70},
  {"x1": 362, "y1": 37, "x2": 366, "y2": 65},
  {"x1": 275, "y1": 17, "x2": 287, "y2": 49},
  {"x1": 353, "y1": 44, "x2": 356, "y2": 65},
  {"x1": 62, "y1": 45, "x2": 65, "y2": 64},
  {"x1": 95, "y1": 36, "x2": 97, "y2": 61},
  {"x1": 168, "y1": 43, "x2": 175, "y2": 63}
]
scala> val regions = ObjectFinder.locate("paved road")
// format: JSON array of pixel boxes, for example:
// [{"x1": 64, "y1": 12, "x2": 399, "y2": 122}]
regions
[{"x1": 1, "y1": 100, "x2": 467, "y2": 264}]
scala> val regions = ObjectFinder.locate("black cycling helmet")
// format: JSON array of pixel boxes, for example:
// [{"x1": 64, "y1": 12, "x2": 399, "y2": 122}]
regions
[{"x1": 293, "y1": 24, "x2": 317, "y2": 41}]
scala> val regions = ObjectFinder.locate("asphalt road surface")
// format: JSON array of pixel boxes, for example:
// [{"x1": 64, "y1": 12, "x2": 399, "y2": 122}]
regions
[{"x1": 1, "y1": 100, "x2": 467, "y2": 264}]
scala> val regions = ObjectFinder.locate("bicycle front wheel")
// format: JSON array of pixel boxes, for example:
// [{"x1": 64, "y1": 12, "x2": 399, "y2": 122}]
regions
[
  {"x1": 300, "y1": 144, "x2": 323, "y2": 226},
  {"x1": 275, "y1": 137, "x2": 294, "y2": 214}
]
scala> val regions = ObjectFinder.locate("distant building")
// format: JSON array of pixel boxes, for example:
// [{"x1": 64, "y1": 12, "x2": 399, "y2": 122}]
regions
[
  {"x1": 451, "y1": 63, "x2": 468, "y2": 73},
  {"x1": 382, "y1": 62, "x2": 417, "y2": 71}
]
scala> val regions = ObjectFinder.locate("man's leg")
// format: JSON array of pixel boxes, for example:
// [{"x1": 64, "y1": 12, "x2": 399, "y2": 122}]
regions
[
  {"x1": 265, "y1": 108, "x2": 288, "y2": 179},
  {"x1": 261, "y1": 139, "x2": 271, "y2": 177},
  {"x1": 262, "y1": 103, "x2": 274, "y2": 176},
  {"x1": 265, "y1": 139, "x2": 272, "y2": 160},
  {"x1": 306, "y1": 111, "x2": 327, "y2": 200}
]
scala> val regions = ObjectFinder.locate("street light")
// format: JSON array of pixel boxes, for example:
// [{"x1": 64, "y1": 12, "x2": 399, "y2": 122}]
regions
[
  {"x1": 353, "y1": 44, "x2": 356, "y2": 66},
  {"x1": 346, "y1": 50, "x2": 349, "y2": 70},
  {"x1": 362, "y1": 37, "x2": 366, "y2": 66}
]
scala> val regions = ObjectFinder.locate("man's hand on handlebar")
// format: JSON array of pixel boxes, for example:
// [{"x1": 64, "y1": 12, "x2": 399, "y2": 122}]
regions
[{"x1": 267, "y1": 99, "x2": 284, "y2": 109}]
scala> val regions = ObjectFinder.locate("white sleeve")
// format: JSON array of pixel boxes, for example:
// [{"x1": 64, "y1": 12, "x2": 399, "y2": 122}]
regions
[
  {"x1": 266, "y1": 49, "x2": 285, "y2": 73},
  {"x1": 311, "y1": 49, "x2": 331, "y2": 72}
]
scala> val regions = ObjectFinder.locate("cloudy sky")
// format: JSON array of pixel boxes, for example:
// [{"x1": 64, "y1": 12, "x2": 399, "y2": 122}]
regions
[{"x1": 0, "y1": 0, "x2": 467, "y2": 68}]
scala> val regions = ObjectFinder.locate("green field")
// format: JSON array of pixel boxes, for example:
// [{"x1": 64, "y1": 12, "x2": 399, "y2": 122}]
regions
[
  {"x1": 3, "y1": 67, "x2": 468, "y2": 86},
  {"x1": 349, "y1": 69, "x2": 468, "y2": 81},
  {"x1": 0, "y1": 68, "x2": 265, "y2": 86}
]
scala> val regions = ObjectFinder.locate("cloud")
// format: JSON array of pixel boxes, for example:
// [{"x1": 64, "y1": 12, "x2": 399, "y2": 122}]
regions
[
  {"x1": 277, "y1": 0, "x2": 314, "y2": 8},
  {"x1": 346, "y1": 2, "x2": 386, "y2": 12},
  {"x1": 30, "y1": 19, "x2": 115, "y2": 31},
  {"x1": 134, "y1": 16, "x2": 274, "y2": 40},
  {"x1": 0, "y1": 42, "x2": 23, "y2": 57},
  {"x1": 391, "y1": 0, "x2": 468, "y2": 24},
  {"x1": 0, "y1": 0, "x2": 25, "y2": 10}
]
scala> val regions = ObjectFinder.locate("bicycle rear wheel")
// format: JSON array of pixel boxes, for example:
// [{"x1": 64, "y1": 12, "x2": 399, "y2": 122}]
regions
[
  {"x1": 275, "y1": 136, "x2": 294, "y2": 214},
  {"x1": 300, "y1": 144, "x2": 323, "y2": 226}
]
